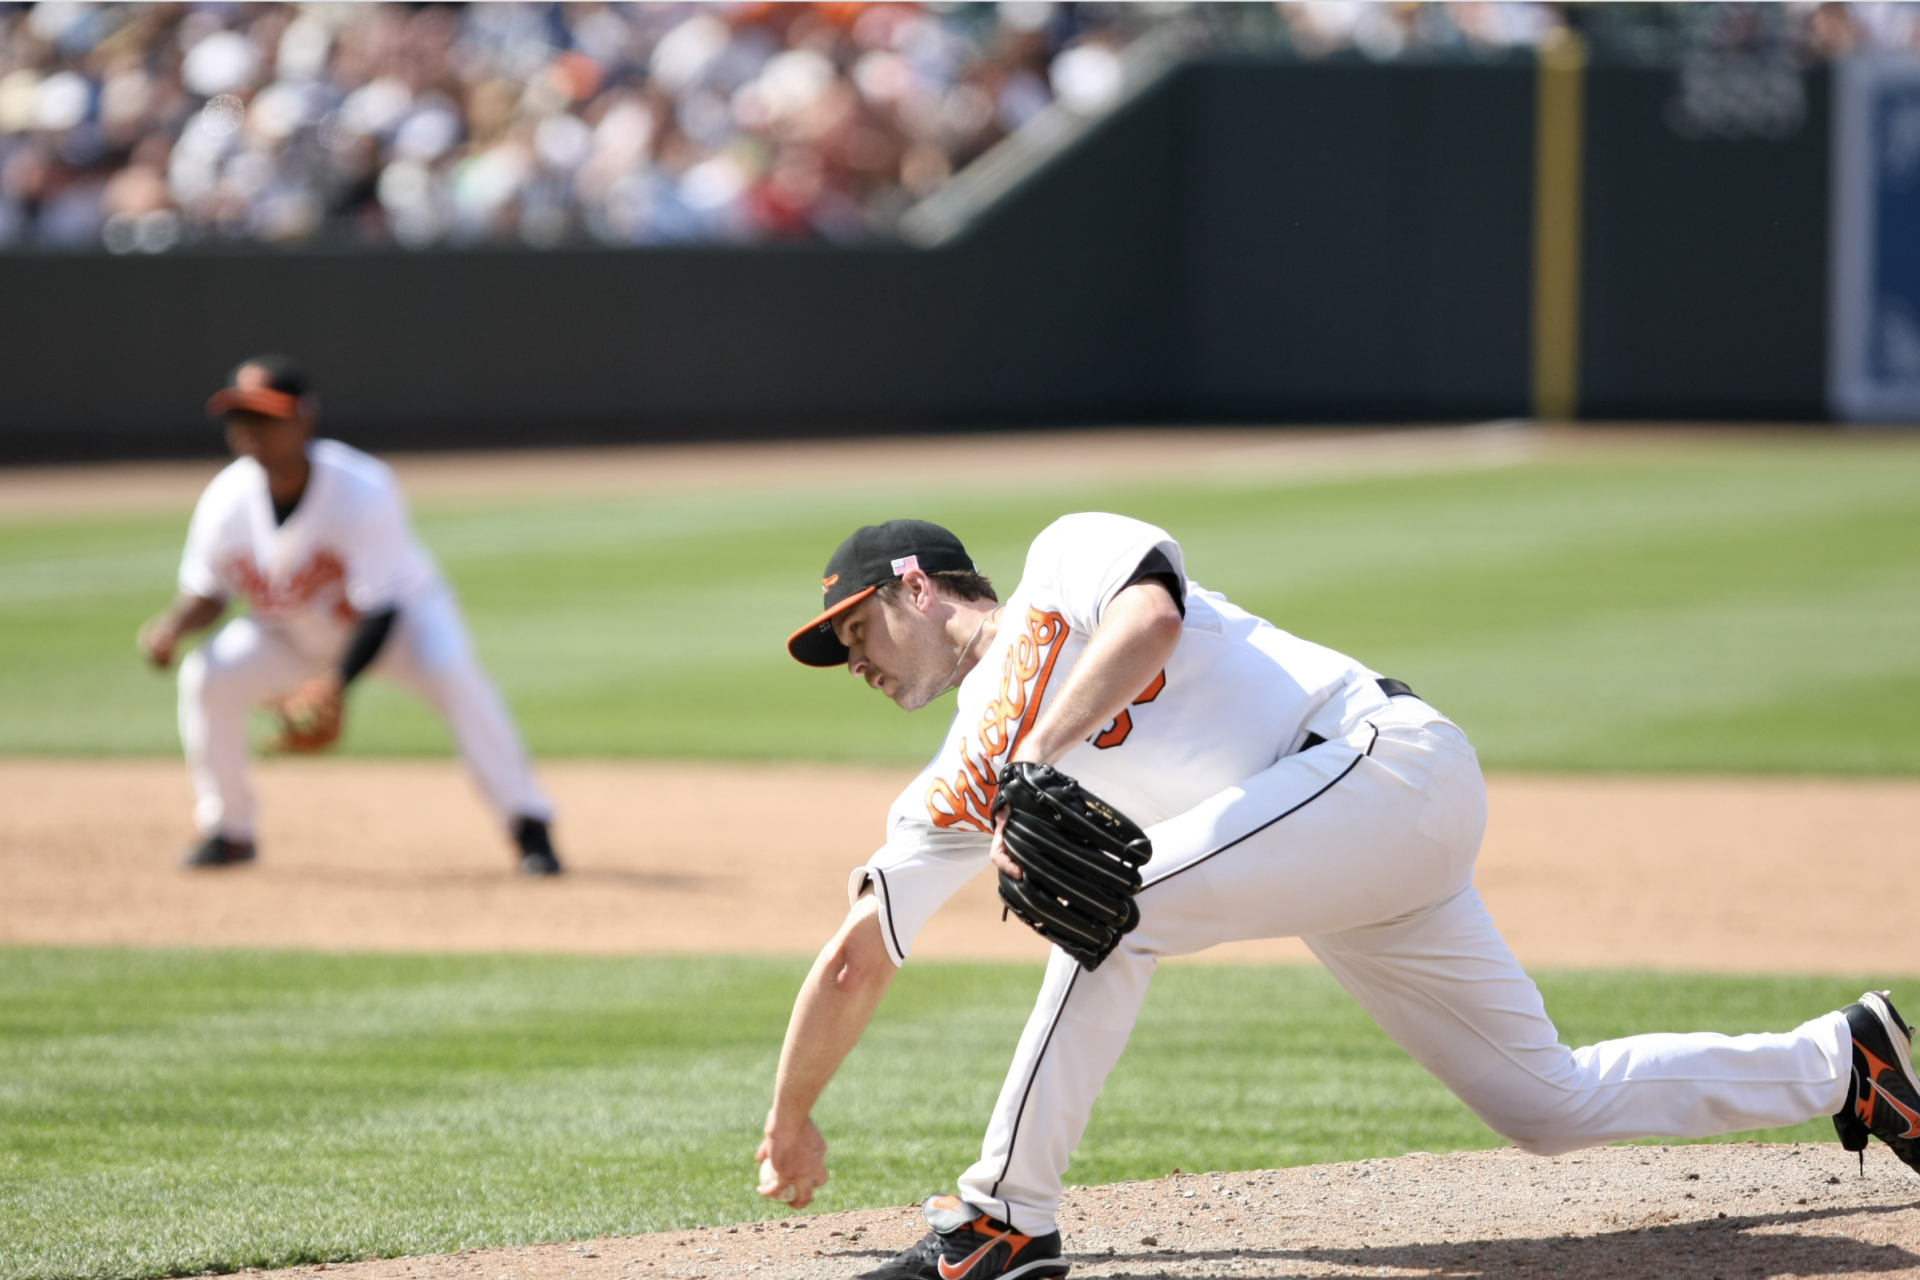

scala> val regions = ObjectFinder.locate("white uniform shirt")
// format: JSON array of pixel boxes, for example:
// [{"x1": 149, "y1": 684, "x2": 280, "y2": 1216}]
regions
[
  {"x1": 178, "y1": 439, "x2": 439, "y2": 658},
  {"x1": 856, "y1": 512, "x2": 1375, "y2": 964}
]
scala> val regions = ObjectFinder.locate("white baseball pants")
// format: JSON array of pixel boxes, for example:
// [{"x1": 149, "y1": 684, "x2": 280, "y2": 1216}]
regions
[
  {"x1": 177, "y1": 585, "x2": 553, "y2": 841},
  {"x1": 959, "y1": 697, "x2": 1852, "y2": 1235}
]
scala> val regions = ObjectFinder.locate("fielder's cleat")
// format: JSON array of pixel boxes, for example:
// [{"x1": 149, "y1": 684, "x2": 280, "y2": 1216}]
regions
[
  {"x1": 854, "y1": 1194, "x2": 1067, "y2": 1280},
  {"x1": 180, "y1": 834, "x2": 256, "y2": 868},
  {"x1": 1834, "y1": 990, "x2": 1920, "y2": 1177},
  {"x1": 512, "y1": 816, "x2": 563, "y2": 877}
]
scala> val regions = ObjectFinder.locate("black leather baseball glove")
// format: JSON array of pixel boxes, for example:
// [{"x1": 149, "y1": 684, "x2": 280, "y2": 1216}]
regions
[{"x1": 992, "y1": 761, "x2": 1153, "y2": 970}]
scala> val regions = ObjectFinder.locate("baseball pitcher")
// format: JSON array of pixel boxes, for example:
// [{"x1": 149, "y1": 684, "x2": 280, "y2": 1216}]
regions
[
  {"x1": 756, "y1": 514, "x2": 1918, "y2": 1280},
  {"x1": 138, "y1": 355, "x2": 563, "y2": 875}
]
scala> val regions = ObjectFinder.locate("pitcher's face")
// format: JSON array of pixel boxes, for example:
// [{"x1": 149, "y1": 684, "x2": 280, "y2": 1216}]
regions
[{"x1": 834, "y1": 594, "x2": 954, "y2": 711}]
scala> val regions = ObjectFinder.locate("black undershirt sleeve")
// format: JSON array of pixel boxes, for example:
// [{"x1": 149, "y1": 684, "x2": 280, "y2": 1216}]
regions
[
  {"x1": 1121, "y1": 546, "x2": 1186, "y2": 617},
  {"x1": 338, "y1": 608, "x2": 398, "y2": 686}
]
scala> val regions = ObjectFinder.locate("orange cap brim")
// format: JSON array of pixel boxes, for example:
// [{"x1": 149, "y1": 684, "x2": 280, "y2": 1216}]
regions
[
  {"x1": 786, "y1": 585, "x2": 877, "y2": 666},
  {"x1": 208, "y1": 387, "x2": 302, "y2": 420}
]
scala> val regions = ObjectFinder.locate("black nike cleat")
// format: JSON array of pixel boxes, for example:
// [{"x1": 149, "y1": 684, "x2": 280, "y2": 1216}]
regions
[
  {"x1": 1834, "y1": 990, "x2": 1920, "y2": 1177},
  {"x1": 855, "y1": 1194, "x2": 1068, "y2": 1280},
  {"x1": 512, "y1": 816, "x2": 563, "y2": 877},
  {"x1": 181, "y1": 834, "x2": 256, "y2": 868}
]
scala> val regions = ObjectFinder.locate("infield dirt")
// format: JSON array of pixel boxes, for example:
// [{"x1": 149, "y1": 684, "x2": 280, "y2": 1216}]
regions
[{"x1": 3, "y1": 759, "x2": 1915, "y2": 975}]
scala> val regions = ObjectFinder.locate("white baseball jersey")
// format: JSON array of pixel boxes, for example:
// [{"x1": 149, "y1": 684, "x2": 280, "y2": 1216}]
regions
[
  {"x1": 830, "y1": 514, "x2": 1857, "y2": 1240},
  {"x1": 178, "y1": 440, "x2": 440, "y2": 657},
  {"x1": 855, "y1": 511, "x2": 1377, "y2": 964}
]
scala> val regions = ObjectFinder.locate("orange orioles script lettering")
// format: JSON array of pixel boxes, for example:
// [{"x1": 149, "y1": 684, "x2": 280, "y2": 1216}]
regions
[
  {"x1": 1091, "y1": 667, "x2": 1166, "y2": 750},
  {"x1": 925, "y1": 607, "x2": 1069, "y2": 832},
  {"x1": 220, "y1": 549, "x2": 358, "y2": 623}
]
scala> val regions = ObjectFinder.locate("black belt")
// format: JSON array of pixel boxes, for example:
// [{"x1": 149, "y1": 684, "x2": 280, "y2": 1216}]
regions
[{"x1": 1298, "y1": 678, "x2": 1418, "y2": 752}]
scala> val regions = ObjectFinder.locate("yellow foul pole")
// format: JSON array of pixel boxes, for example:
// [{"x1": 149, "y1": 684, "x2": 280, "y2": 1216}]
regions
[{"x1": 1533, "y1": 32, "x2": 1587, "y2": 422}]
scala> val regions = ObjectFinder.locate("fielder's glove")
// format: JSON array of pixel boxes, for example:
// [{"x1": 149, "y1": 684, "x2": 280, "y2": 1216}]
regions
[
  {"x1": 268, "y1": 679, "x2": 344, "y2": 754},
  {"x1": 992, "y1": 761, "x2": 1153, "y2": 970}
]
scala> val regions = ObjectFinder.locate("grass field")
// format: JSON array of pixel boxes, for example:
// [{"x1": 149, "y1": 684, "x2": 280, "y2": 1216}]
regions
[
  {"x1": 3, "y1": 433, "x2": 1916, "y2": 1278},
  {"x1": 2, "y1": 434, "x2": 1917, "y2": 772},
  {"x1": 0, "y1": 948, "x2": 1884, "y2": 1280}
]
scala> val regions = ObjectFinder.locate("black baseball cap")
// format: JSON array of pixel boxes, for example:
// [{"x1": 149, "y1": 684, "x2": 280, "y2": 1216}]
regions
[
  {"x1": 786, "y1": 519, "x2": 977, "y2": 667},
  {"x1": 207, "y1": 354, "x2": 311, "y2": 421}
]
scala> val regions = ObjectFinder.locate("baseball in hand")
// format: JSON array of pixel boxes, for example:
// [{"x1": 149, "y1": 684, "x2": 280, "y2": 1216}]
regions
[{"x1": 760, "y1": 1157, "x2": 798, "y2": 1204}]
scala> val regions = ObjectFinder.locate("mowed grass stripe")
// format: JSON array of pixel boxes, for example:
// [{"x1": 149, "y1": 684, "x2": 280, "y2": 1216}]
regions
[
  {"x1": 0, "y1": 436, "x2": 1915, "y2": 770},
  {"x1": 0, "y1": 948, "x2": 1888, "y2": 1280}
]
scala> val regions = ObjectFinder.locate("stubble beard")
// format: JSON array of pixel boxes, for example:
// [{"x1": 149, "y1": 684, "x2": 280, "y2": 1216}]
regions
[
  {"x1": 889, "y1": 656, "x2": 952, "y2": 713},
  {"x1": 886, "y1": 630, "x2": 965, "y2": 713}
]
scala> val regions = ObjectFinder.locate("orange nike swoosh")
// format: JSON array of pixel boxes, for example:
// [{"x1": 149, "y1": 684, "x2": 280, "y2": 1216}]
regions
[
  {"x1": 1871, "y1": 1078, "x2": 1920, "y2": 1138},
  {"x1": 937, "y1": 1227, "x2": 1026, "y2": 1280},
  {"x1": 1858, "y1": 1045, "x2": 1920, "y2": 1135}
]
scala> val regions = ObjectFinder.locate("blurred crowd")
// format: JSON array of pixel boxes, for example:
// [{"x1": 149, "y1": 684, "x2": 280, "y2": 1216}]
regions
[
  {"x1": 2, "y1": 2, "x2": 1916, "y2": 254},
  {"x1": 0, "y1": 1, "x2": 1168, "y2": 252}
]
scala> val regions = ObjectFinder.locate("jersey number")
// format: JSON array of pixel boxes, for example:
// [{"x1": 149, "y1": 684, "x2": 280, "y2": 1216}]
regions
[{"x1": 1090, "y1": 669, "x2": 1166, "y2": 750}]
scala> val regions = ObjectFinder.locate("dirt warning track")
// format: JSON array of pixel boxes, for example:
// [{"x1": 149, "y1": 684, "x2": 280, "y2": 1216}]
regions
[{"x1": 3, "y1": 759, "x2": 1915, "y2": 974}]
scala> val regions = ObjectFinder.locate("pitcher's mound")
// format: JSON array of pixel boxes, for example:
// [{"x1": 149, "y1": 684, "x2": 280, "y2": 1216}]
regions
[{"x1": 264, "y1": 1143, "x2": 1919, "y2": 1279}]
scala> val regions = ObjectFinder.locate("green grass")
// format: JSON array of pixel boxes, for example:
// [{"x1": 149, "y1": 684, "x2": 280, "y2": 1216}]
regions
[
  {"x1": 2, "y1": 434, "x2": 1917, "y2": 771},
  {"x1": 0, "y1": 948, "x2": 1889, "y2": 1280}
]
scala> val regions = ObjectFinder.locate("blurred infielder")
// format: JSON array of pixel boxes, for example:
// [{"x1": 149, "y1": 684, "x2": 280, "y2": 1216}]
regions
[
  {"x1": 757, "y1": 513, "x2": 1919, "y2": 1280},
  {"x1": 137, "y1": 355, "x2": 563, "y2": 876}
]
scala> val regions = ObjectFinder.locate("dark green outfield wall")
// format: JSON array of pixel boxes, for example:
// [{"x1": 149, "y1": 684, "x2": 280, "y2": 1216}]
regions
[
  {"x1": 1579, "y1": 66, "x2": 1830, "y2": 421},
  {"x1": 1178, "y1": 60, "x2": 1536, "y2": 420},
  {"x1": 0, "y1": 58, "x2": 1830, "y2": 461}
]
